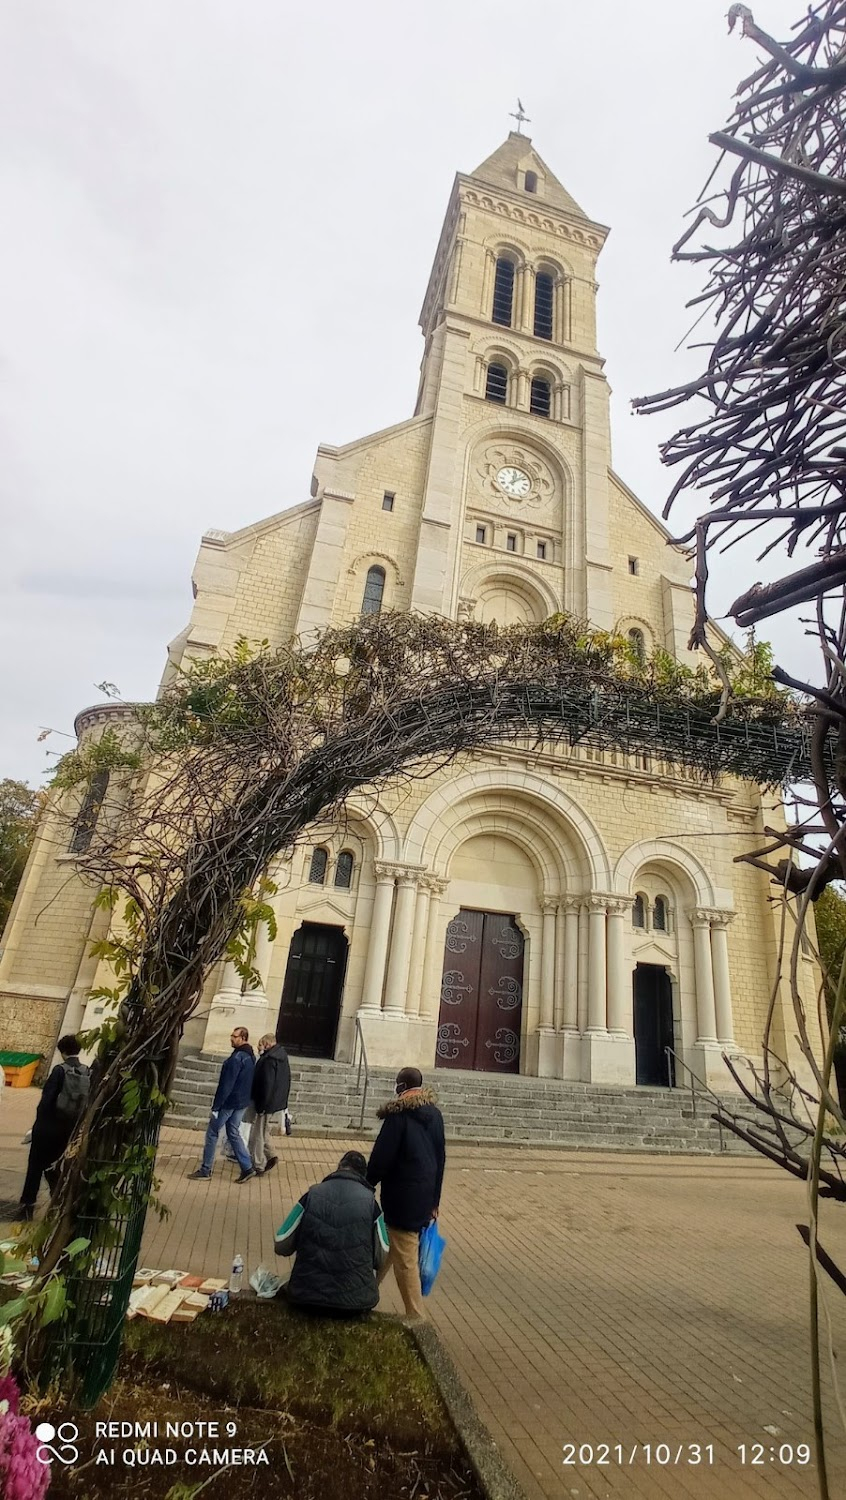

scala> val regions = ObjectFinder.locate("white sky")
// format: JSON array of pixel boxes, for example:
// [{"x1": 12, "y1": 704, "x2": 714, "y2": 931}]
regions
[{"x1": 0, "y1": 0, "x2": 809, "y2": 786}]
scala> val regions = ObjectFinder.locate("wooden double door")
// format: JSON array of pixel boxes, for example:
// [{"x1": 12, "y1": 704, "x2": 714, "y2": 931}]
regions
[
  {"x1": 436, "y1": 908, "x2": 523, "y2": 1073},
  {"x1": 276, "y1": 923, "x2": 347, "y2": 1057},
  {"x1": 633, "y1": 963, "x2": 674, "y2": 1087}
]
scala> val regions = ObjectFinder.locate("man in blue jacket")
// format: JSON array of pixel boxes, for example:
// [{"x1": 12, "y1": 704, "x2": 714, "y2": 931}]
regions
[{"x1": 188, "y1": 1027, "x2": 256, "y2": 1183}]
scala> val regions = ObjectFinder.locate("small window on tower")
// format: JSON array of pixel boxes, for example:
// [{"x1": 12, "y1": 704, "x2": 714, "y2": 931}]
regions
[
  {"x1": 628, "y1": 556, "x2": 639, "y2": 576},
  {"x1": 530, "y1": 377, "x2": 551, "y2": 417},
  {"x1": 475, "y1": 525, "x2": 487, "y2": 545},
  {"x1": 361, "y1": 565, "x2": 386, "y2": 616},
  {"x1": 334, "y1": 850, "x2": 355, "y2": 890},
  {"x1": 68, "y1": 769, "x2": 110, "y2": 854},
  {"x1": 506, "y1": 533, "x2": 517, "y2": 552},
  {"x1": 309, "y1": 847, "x2": 328, "y2": 885},
  {"x1": 628, "y1": 628, "x2": 646, "y2": 664},
  {"x1": 537, "y1": 541, "x2": 547, "y2": 561},
  {"x1": 632, "y1": 894, "x2": 646, "y2": 929},
  {"x1": 525, "y1": 171, "x2": 538, "y2": 194},
  {"x1": 492, "y1": 257, "x2": 515, "y2": 326},
  {"x1": 485, "y1": 363, "x2": 508, "y2": 404},
  {"x1": 382, "y1": 492, "x2": 395, "y2": 512},
  {"x1": 653, "y1": 896, "x2": 669, "y2": 932},
  {"x1": 534, "y1": 273, "x2": 554, "y2": 341}
]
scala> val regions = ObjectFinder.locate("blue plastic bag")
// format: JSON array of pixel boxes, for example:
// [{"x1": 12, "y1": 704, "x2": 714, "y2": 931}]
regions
[{"x1": 418, "y1": 1219, "x2": 446, "y2": 1296}]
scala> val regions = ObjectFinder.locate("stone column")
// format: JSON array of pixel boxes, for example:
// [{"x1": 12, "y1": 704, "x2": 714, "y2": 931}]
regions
[
  {"x1": 586, "y1": 897, "x2": 608, "y2": 1032},
  {"x1": 539, "y1": 898, "x2": 557, "y2": 1031},
  {"x1": 405, "y1": 881, "x2": 432, "y2": 1018},
  {"x1": 481, "y1": 250, "x2": 495, "y2": 316},
  {"x1": 691, "y1": 909, "x2": 718, "y2": 1043},
  {"x1": 383, "y1": 871, "x2": 419, "y2": 1015},
  {"x1": 560, "y1": 898, "x2": 580, "y2": 1031},
  {"x1": 710, "y1": 912, "x2": 736, "y2": 1044},
  {"x1": 554, "y1": 275, "x2": 566, "y2": 344},
  {"x1": 419, "y1": 879, "x2": 448, "y2": 1022},
  {"x1": 213, "y1": 960, "x2": 243, "y2": 1005},
  {"x1": 516, "y1": 369, "x2": 530, "y2": 410},
  {"x1": 606, "y1": 897, "x2": 632, "y2": 1036},
  {"x1": 359, "y1": 864, "x2": 395, "y2": 1013},
  {"x1": 520, "y1": 265, "x2": 535, "y2": 333}
]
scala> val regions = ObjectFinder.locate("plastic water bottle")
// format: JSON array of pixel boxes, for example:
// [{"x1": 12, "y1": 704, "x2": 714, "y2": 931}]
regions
[{"x1": 230, "y1": 1254, "x2": 243, "y2": 1295}]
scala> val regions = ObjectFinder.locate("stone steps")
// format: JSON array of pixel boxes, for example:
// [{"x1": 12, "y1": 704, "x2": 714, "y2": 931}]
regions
[{"x1": 168, "y1": 1052, "x2": 757, "y2": 1155}]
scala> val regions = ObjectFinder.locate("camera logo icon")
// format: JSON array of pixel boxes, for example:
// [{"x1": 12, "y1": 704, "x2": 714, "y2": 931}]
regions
[{"x1": 34, "y1": 1421, "x2": 80, "y2": 1466}]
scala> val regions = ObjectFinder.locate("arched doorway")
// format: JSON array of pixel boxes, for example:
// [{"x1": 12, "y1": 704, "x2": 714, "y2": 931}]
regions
[
  {"x1": 633, "y1": 963, "x2": 674, "y2": 1086},
  {"x1": 436, "y1": 908, "x2": 523, "y2": 1073},
  {"x1": 276, "y1": 923, "x2": 347, "y2": 1057}
]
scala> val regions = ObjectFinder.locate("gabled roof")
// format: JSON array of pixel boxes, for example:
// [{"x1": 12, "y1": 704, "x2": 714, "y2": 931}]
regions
[{"x1": 469, "y1": 132, "x2": 588, "y2": 219}]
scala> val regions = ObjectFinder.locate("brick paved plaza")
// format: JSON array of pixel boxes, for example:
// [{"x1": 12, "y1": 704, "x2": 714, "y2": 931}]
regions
[{"x1": 2, "y1": 1086, "x2": 845, "y2": 1500}]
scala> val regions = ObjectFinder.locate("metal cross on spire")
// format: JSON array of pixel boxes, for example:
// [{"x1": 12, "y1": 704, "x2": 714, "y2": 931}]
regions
[{"x1": 509, "y1": 98, "x2": 531, "y2": 135}]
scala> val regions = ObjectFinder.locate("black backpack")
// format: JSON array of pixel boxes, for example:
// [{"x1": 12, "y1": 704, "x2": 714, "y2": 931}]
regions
[{"x1": 55, "y1": 1061, "x2": 90, "y2": 1123}]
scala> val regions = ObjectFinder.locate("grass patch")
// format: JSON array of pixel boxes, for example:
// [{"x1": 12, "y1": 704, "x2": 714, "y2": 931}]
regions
[{"x1": 122, "y1": 1297, "x2": 449, "y2": 1446}]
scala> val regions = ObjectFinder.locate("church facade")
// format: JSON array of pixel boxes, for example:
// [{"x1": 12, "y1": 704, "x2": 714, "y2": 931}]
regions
[{"x1": 0, "y1": 134, "x2": 822, "y2": 1091}]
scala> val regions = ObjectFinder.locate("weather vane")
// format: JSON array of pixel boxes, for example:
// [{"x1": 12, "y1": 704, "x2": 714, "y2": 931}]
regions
[{"x1": 510, "y1": 99, "x2": 531, "y2": 135}]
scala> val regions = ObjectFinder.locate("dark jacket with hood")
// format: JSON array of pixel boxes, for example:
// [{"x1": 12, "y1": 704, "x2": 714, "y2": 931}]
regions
[
  {"x1": 274, "y1": 1167, "x2": 389, "y2": 1312},
  {"x1": 251, "y1": 1043, "x2": 291, "y2": 1116},
  {"x1": 366, "y1": 1087, "x2": 446, "y2": 1232},
  {"x1": 212, "y1": 1043, "x2": 255, "y2": 1113}
]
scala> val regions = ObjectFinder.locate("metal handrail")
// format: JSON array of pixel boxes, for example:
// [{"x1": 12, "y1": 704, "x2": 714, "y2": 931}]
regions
[
  {"x1": 353, "y1": 1014, "x2": 370, "y2": 1131},
  {"x1": 664, "y1": 1044, "x2": 726, "y2": 1152}
]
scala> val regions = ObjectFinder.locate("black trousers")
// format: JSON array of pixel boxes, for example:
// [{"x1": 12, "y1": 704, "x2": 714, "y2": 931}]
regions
[{"x1": 20, "y1": 1128, "x2": 67, "y2": 1208}]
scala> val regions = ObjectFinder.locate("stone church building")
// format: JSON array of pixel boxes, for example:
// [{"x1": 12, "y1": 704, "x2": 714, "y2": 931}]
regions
[{"x1": 0, "y1": 133, "x2": 821, "y2": 1091}]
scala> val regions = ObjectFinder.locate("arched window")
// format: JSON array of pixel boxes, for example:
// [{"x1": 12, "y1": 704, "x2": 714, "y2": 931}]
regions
[
  {"x1": 334, "y1": 850, "x2": 354, "y2": 890},
  {"x1": 628, "y1": 628, "x2": 646, "y2": 664},
  {"x1": 534, "y1": 272, "x2": 554, "y2": 340},
  {"x1": 530, "y1": 377, "x2": 551, "y2": 417},
  {"x1": 632, "y1": 893, "x2": 646, "y2": 930},
  {"x1": 485, "y1": 363, "x2": 508, "y2": 404},
  {"x1": 492, "y1": 257, "x2": 515, "y2": 326},
  {"x1": 308, "y1": 847, "x2": 328, "y2": 884},
  {"x1": 69, "y1": 769, "x2": 110, "y2": 854},
  {"x1": 525, "y1": 170, "x2": 538, "y2": 194},
  {"x1": 653, "y1": 896, "x2": 668, "y2": 932},
  {"x1": 361, "y1": 565, "x2": 386, "y2": 616}
]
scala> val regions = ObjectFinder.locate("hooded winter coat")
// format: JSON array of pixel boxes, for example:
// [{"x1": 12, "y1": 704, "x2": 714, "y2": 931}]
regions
[
  {"x1": 366, "y1": 1087, "x2": 446, "y2": 1232},
  {"x1": 251, "y1": 1043, "x2": 291, "y2": 1115},
  {"x1": 274, "y1": 1168, "x2": 389, "y2": 1312}
]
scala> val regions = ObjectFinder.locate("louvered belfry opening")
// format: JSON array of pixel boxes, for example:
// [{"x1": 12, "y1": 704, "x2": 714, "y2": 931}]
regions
[
  {"x1": 530, "y1": 377, "x2": 551, "y2": 417},
  {"x1": 534, "y1": 272, "x2": 554, "y2": 340},
  {"x1": 485, "y1": 363, "x2": 508, "y2": 404},
  {"x1": 492, "y1": 257, "x2": 515, "y2": 326}
]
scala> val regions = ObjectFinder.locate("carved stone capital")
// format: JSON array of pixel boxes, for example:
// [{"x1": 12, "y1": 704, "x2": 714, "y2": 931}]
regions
[
  {"x1": 541, "y1": 896, "x2": 559, "y2": 915},
  {"x1": 689, "y1": 907, "x2": 716, "y2": 928},
  {"x1": 423, "y1": 876, "x2": 449, "y2": 898},
  {"x1": 707, "y1": 909, "x2": 736, "y2": 930},
  {"x1": 606, "y1": 897, "x2": 633, "y2": 917},
  {"x1": 373, "y1": 861, "x2": 397, "y2": 884},
  {"x1": 560, "y1": 895, "x2": 582, "y2": 916},
  {"x1": 585, "y1": 894, "x2": 610, "y2": 915}
]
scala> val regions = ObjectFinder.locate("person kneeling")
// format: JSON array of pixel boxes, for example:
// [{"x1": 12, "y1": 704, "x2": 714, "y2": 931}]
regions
[{"x1": 274, "y1": 1150, "x2": 388, "y2": 1315}]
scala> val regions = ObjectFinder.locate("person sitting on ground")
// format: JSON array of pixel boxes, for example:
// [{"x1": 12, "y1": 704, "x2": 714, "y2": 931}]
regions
[
  {"x1": 249, "y1": 1032, "x2": 291, "y2": 1174},
  {"x1": 274, "y1": 1150, "x2": 388, "y2": 1314},
  {"x1": 19, "y1": 1034, "x2": 90, "y2": 1221},
  {"x1": 188, "y1": 1027, "x2": 256, "y2": 1183},
  {"x1": 366, "y1": 1066, "x2": 445, "y2": 1321}
]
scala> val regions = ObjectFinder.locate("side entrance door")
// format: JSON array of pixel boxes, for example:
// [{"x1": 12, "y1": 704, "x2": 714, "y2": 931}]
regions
[
  {"x1": 633, "y1": 962, "x2": 674, "y2": 1086},
  {"x1": 436, "y1": 908, "x2": 523, "y2": 1073},
  {"x1": 276, "y1": 923, "x2": 348, "y2": 1057}
]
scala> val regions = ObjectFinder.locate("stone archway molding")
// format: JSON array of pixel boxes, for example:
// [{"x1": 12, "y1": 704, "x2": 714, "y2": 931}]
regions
[{"x1": 613, "y1": 838, "x2": 716, "y2": 907}]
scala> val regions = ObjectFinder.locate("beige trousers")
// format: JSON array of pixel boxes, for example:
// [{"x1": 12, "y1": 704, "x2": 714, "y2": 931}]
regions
[
  {"x1": 377, "y1": 1226, "x2": 425, "y2": 1320},
  {"x1": 248, "y1": 1113, "x2": 273, "y2": 1170}
]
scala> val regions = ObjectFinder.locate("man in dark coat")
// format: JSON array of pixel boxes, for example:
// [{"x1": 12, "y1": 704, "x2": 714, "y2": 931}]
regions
[
  {"x1": 249, "y1": 1032, "x2": 291, "y2": 1174},
  {"x1": 274, "y1": 1150, "x2": 389, "y2": 1314},
  {"x1": 366, "y1": 1066, "x2": 445, "y2": 1320},
  {"x1": 189, "y1": 1027, "x2": 256, "y2": 1182},
  {"x1": 18, "y1": 1034, "x2": 89, "y2": 1220}
]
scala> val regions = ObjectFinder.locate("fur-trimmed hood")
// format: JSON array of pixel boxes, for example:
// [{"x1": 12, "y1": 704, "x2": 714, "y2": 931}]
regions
[{"x1": 376, "y1": 1086, "x2": 438, "y2": 1119}]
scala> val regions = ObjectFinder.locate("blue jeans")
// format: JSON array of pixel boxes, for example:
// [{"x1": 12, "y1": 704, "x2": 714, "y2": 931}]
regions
[{"x1": 201, "y1": 1107, "x2": 251, "y2": 1173}]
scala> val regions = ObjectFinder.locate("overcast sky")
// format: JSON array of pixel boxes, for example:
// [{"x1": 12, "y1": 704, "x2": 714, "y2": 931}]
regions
[{"x1": 0, "y1": 0, "x2": 809, "y2": 786}]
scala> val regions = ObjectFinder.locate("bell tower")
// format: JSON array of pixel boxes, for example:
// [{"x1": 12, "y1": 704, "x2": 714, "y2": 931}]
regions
[{"x1": 409, "y1": 132, "x2": 616, "y2": 630}]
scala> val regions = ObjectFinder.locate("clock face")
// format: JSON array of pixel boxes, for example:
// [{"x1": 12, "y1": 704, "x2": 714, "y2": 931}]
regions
[{"x1": 495, "y1": 466, "x2": 531, "y2": 499}]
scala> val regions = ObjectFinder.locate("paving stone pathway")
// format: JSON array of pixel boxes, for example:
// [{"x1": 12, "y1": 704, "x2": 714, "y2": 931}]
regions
[{"x1": 1, "y1": 1087, "x2": 844, "y2": 1499}]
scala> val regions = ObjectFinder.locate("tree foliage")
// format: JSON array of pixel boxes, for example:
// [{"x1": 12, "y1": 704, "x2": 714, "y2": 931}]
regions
[{"x1": 0, "y1": 779, "x2": 42, "y2": 932}]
